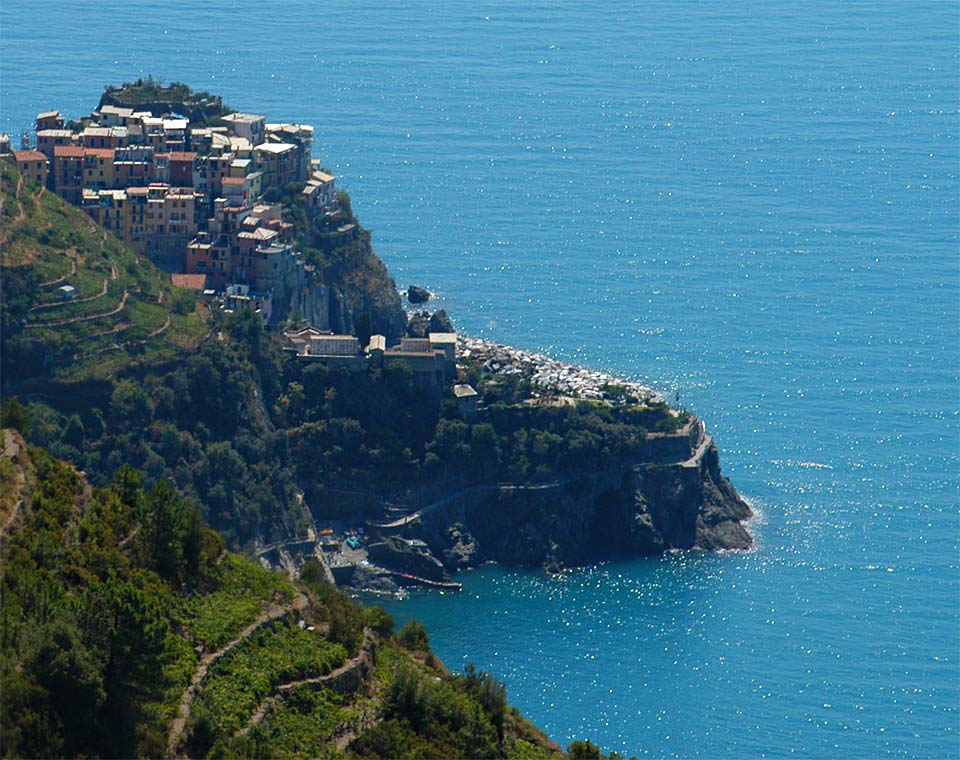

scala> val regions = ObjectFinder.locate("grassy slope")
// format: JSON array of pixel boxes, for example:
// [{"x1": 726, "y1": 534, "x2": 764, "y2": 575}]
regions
[{"x1": 0, "y1": 157, "x2": 208, "y2": 385}]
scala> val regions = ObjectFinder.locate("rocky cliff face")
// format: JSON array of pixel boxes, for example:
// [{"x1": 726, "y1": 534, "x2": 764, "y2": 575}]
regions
[
  {"x1": 305, "y1": 223, "x2": 407, "y2": 341},
  {"x1": 401, "y1": 423, "x2": 752, "y2": 573},
  {"x1": 269, "y1": 260, "x2": 405, "y2": 340},
  {"x1": 271, "y1": 271, "x2": 331, "y2": 328}
]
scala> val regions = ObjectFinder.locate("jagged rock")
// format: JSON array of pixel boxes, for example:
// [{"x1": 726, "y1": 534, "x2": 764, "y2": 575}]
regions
[
  {"x1": 428, "y1": 309, "x2": 454, "y2": 334},
  {"x1": 348, "y1": 564, "x2": 400, "y2": 594},
  {"x1": 407, "y1": 285, "x2": 432, "y2": 304},
  {"x1": 405, "y1": 309, "x2": 454, "y2": 338},
  {"x1": 406, "y1": 310, "x2": 431, "y2": 338},
  {"x1": 367, "y1": 536, "x2": 447, "y2": 581},
  {"x1": 442, "y1": 524, "x2": 483, "y2": 569}
]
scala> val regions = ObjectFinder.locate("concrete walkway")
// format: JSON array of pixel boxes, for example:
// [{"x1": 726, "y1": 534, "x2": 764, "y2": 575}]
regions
[{"x1": 375, "y1": 480, "x2": 564, "y2": 530}]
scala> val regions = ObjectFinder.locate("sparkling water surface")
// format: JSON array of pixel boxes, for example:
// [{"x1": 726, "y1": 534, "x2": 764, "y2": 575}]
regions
[{"x1": 2, "y1": 1, "x2": 957, "y2": 756}]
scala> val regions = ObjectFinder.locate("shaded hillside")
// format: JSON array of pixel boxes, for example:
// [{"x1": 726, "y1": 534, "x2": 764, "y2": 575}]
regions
[
  {"x1": 0, "y1": 157, "x2": 208, "y2": 387},
  {"x1": 0, "y1": 115, "x2": 748, "y2": 567},
  {"x1": 0, "y1": 433, "x2": 573, "y2": 760}
]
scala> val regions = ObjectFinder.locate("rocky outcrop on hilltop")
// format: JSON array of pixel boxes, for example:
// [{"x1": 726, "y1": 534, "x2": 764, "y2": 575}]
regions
[{"x1": 98, "y1": 80, "x2": 226, "y2": 124}]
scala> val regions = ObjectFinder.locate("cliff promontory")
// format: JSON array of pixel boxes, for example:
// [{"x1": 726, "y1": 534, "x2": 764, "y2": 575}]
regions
[
  {"x1": 2, "y1": 85, "x2": 750, "y2": 584},
  {"x1": 406, "y1": 421, "x2": 752, "y2": 573}
]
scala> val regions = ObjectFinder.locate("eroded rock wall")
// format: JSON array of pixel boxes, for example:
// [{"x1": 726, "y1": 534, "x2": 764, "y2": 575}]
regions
[{"x1": 407, "y1": 436, "x2": 752, "y2": 572}]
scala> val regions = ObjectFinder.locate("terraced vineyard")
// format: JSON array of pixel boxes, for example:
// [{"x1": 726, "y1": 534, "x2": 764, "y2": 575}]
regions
[
  {"x1": 174, "y1": 554, "x2": 298, "y2": 651},
  {"x1": 238, "y1": 683, "x2": 354, "y2": 757},
  {"x1": 190, "y1": 621, "x2": 349, "y2": 749},
  {"x1": 0, "y1": 157, "x2": 208, "y2": 384}
]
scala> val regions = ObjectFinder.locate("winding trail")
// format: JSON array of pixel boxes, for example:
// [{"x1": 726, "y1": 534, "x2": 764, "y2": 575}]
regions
[
  {"x1": 11, "y1": 174, "x2": 25, "y2": 222},
  {"x1": 679, "y1": 423, "x2": 710, "y2": 468},
  {"x1": 375, "y1": 479, "x2": 565, "y2": 529},
  {"x1": 27, "y1": 290, "x2": 127, "y2": 328},
  {"x1": 0, "y1": 432, "x2": 28, "y2": 538},
  {"x1": 238, "y1": 628, "x2": 375, "y2": 738},
  {"x1": 39, "y1": 257, "x2": 77, "y2": 287},
  {"x1": 85, "y1": 322, "x2": 134, "y2": 340},
  {"x1": 148, "y1": 315, "x2": 171, "y2": 337},
  {"x1": 30, "y1": 277, "x2": 108, "y2": 311},
  {"x1": 373, "y1": 431, "x2": 702, "y2": 532},
  {"x1": 166, "y1": 593, "x2": 307, "y2": 759}
]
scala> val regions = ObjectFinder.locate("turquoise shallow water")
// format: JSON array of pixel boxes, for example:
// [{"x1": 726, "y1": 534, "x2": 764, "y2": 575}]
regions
[{"x1": 2, "y1": 1, "x2": 957, "y2": 755}]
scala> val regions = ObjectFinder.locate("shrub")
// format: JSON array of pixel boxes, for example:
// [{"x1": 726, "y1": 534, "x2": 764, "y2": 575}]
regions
[{"x1": 395, "y1": 619, "x2": 430, "y2": 652}]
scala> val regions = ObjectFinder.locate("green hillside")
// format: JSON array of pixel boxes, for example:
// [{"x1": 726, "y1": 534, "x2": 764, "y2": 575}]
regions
[
  {"x1": 0, "y1": 157, "x2": 208, "y2": 386},
  {"x1": 0, "y1": 432, "x2": 571, "y2": 760}
]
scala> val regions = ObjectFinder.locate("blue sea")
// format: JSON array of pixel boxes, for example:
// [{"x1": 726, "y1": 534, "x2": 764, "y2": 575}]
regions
[{"x1": 2, "y1": 1, "x2": 957, "y2": 756}]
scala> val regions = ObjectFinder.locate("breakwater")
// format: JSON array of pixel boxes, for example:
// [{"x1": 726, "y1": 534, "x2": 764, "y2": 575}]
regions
[{"x1": 458, "y1": 336, "x2": 660, "y2": 405}]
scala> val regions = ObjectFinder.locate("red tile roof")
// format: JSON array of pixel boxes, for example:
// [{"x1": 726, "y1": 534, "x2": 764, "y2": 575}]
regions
[
  {"x1": 168, "y1": 151, "x2": 197, "y2": 162},
  {"x1": 12, "y1": 150, "x2": 46, "y2": 162},
  {"x1": 54, "y1": 145, "x2": 85, "y2": 158},
  {"x1": 171, "y1": 273, "x2": 208, "y2": 291},
  {"x1": 84, "y1": 148, "x2": 115, "y2": 159}
]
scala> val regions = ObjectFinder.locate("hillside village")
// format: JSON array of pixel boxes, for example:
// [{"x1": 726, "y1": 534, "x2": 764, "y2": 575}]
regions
[
  {"x1": 6, "y1": 99, "x2": 340, "y2": 325},
  {"x1": 4, "y1": 89, "x2": 474, "y2": 386}
]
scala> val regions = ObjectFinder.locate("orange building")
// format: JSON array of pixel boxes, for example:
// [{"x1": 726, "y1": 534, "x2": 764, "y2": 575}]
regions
[
  {"x1": 82, "y1": 148, "x2": 115, "y2": 189},
  {"x1": 12, "y1": 150, "x2": 49, "y2": 186},
  {"x1": 52, "y1": 145, "x2": 85, "y2": 203}
]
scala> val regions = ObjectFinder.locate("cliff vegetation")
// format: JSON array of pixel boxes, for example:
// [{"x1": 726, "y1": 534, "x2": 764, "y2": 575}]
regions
[{"x1": 0, "y1": 432, "x2": 593, "y2": 759}]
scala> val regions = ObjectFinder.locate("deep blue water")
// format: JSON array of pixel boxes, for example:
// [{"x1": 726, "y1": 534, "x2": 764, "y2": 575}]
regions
[{"x1": 2, "y1": 1, "x2": 957, "y2": 756}]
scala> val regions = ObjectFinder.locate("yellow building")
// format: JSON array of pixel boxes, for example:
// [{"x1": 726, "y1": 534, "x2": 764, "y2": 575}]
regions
[{"x1": 82, "y1": 148, "x2": 115, "y2": 189}]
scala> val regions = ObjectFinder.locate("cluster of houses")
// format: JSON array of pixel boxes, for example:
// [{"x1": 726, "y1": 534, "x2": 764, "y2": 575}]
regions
[
  {"x1": 4, "y1": 105, "x2": 337, "y2": 315},
  {"x1": 4, "y1": 103, "x2": 479, "y2": 405},
  {"x1": 284, "y1": 327, "x2": 456, "y2": 384}
]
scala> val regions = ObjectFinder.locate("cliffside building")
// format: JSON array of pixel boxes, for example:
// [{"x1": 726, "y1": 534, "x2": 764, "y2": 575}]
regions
[
  {"x1": 254, "y1": 142, "x2": 299, "y2": 191},
  {"x1": 35, "y1": 110, "x2": 64, "y2": 132},
  {"x1": 221, "y1": 112, "x2": 266, "y2": 146},
  {"x1": 453, "y1": 384, "x2": 479, "y2": 418},
  {"x1": 35, "y1": 129, "x2": 76, "y2": 160},
  {"x1": 284, "y1": 329, "x2": 458, "y2": 389},
  {"x1": 12, "y1": 150, "x2": 48, "y2": 187},
  {"x1": 285, "y1": 327, "x2": 366, "y2": 370},
  {"x1": 29, "y1": 102, "x2": 340, "y2": 323}
]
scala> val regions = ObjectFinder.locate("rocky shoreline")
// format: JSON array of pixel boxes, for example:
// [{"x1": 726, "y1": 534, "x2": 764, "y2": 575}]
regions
[
  {"x1": 458, "y1": 336, "x2": 661, "y2": 404},
  {"x1": 261, "y1": 336, "x2": 753, "y2": 594}
]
